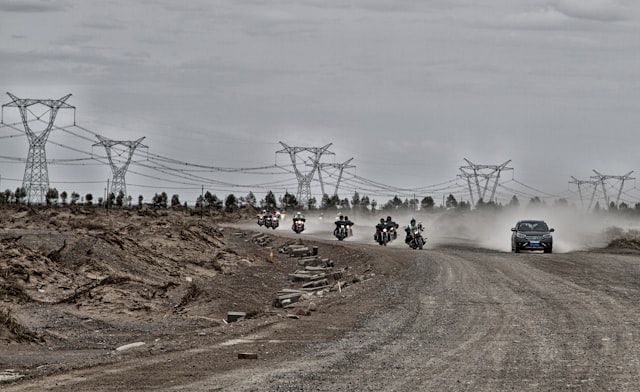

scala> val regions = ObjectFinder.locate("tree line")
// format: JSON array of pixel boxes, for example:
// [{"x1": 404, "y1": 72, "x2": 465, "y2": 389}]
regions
[{"x1": 1, "y1": 187, "x2": 639, "y2": 215}]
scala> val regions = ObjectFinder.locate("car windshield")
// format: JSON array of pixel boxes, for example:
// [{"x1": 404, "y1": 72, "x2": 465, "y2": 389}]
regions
[{"x1": 518, "y1": 221, "x2": 548, "y2": 232}]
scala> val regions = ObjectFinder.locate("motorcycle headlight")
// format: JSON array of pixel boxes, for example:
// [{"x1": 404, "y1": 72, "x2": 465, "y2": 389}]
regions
[
  {"x1": 383, "y1": 228, "x2": 387, "y2": 232},
  {"x1": 516, "y1": 233, "x2": 527, "y2": 239}
]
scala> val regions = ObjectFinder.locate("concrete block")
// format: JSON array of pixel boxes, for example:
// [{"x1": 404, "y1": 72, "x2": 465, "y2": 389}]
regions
[{"x1": 226, "y1": 311, "x2": 247, "y2": 323}]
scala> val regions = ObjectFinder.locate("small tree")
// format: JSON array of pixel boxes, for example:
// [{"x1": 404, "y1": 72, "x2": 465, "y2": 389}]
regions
[
  {"x1": 421, "y1": 196, "x2": 435, "y2": 211},
  {"x1": 224, "y1": 193, "x2": 238, "y2": 212},
  {"x1": 116, "y1": 191, "x2": 125, "y2": 207},
  {"x1": 71, "y1": 192, "x2": 80, "y2": 205},
  {"x1": 171, "y1": 194, "x2": 181, "y2": 207},
  {"x1": 160, "y1": 192, "x2": 168, "y2": 208},
  {"x1": 445, "y1": 194, "x2": 458, "y2": 209},
  {"x1": 45, "y1": 188, "x2": 59, "y2": 206},
  {"x1": 15, "y1": 187, "x2": 26, "y2": 204},
  {"x1": 60, "y1": 191, "x2": 68, "y2": 206},
  {"x1": 106, "y1": 192, "x2": 115, "y2": 208},
  {"x1": 3, "y1": 189, "x2": 11, "y2": 204},
  {"x1": 263, "y1": 191, "x2": 277, "y2": 211},
  {"x1": 281, "y1": 191, "x2": 298, "y2": 211},
  {"x1": 351, "y1": 191, "x2": 361, "y2": 210},
  {"x1": 307, "y1": 196, "x2": 317, "y2": 210},
  {"x1": 245, "y1": 191, "x2": 257, "y2": 208},
  {"x1": 361, "y1": 195, "x2": 371, "y2": 212},
  {"x1": 85, "y1": 193, "x2": 93, "y2": 206}
]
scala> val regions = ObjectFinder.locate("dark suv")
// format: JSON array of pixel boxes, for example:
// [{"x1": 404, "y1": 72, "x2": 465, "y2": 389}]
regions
[{"x1": 511, "y1": 220, "x2": 554, "y2": 253}]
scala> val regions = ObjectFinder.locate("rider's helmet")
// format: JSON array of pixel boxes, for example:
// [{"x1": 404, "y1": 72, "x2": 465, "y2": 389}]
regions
[
  {"x1": 344, "y1": 216, "x2": 349, "y2": 221},
  {"x1": 339, "y1": 215, "x2": 344, "y2": 220},
  {"x1": 410, "y1": 218, "x2": 416, "y2": 225},
  {"x1": 386, "y1": 216, "x2": 392, "y2": 222},
  {"x1": 380, "y1": 218, "x2": 385, "y2": 224}
]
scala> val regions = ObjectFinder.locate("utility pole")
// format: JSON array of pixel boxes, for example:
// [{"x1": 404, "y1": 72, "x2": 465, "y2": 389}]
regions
[
  {"x1": 590, "y1": 170, "x2": 634, "y2": 208},
  {"x1": 276, "y1": 142, "x2": 334, "y2": 208},
  {"x1": 93, "y1": 135, "x2": 147, "y2": 204},
  {"x1": 317, "y1": 158, "x2": 355, "y2": 198},
  {"x1": 2, "y1": 92, "x2": 75, "y2": 204},
  {"x1": 459, "y1": 159, "x2": 513, "y2": 206},
  {"x1": 569, "y1": 176, "x2": 599, "y2": 210}
]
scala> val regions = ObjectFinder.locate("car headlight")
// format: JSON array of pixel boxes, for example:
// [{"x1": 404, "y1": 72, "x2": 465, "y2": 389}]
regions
[
  {"x1": 542, "y1": 234, "x2": 552, "y2": 239},
  {"x1": 516, "y1": 233, "x2": 527, "y2": 239}
]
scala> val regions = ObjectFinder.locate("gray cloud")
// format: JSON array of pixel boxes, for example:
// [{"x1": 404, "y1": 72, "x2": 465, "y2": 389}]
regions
[
  {"x1": 555, "y1": 0, "x2": 629, "y2": 22},
  {"x1": 0, "y1": 0, "x2": 67, "y2": 13}
]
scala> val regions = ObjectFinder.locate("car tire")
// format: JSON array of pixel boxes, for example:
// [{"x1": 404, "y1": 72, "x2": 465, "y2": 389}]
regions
[
  {"x1": 514, "y1": 247, "x2": 520, "y2": 253},
  {"x1": 544, "y1": 247, "x2": 552, "y2": 254}
]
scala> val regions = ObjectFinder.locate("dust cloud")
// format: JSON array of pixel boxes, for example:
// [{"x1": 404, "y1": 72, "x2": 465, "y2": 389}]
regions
[{"x1": 277, "y1": 208, "x2": 640, "y2": 253}]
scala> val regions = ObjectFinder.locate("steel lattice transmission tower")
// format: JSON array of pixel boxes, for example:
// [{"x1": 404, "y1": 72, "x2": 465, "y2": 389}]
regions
[
  {"x1": 569, "y1": 176, "x2": 600, "y2": 210},
  {"x1": 459, "y1": 158, "x2": 513, "y2": 205},
  {"x1": 317, "y1": 158, "x2": 355, "y2": 198},
  {"x1": 93, "y1": 135, "x2": 147, "y2": 201},
  {"x1": 590, "y1": 170, "x2": 634, "y2": 208},
  {"x1": 276, "y1": 142, "x2": 334, "y2": 207},
  {"x1": 1, "y1": 92, "x2": 75, "y2": 204}
]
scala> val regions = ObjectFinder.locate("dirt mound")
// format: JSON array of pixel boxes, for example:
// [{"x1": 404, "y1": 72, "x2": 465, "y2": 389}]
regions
[
  {"x1": 0, "y1": 206, "x2": 263, "y2": 345},
  {"x1": 604, "y1": 227, "x2": 640, "y2": 251}
]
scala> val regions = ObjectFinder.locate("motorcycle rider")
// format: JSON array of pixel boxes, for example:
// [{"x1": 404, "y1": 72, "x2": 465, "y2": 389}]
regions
[
  {"x1": 375, "y1": 218, "x2": 387, "y2": 242},
  {"x1": 334, "y1": 215, "x2": 345, "y2": 236},
  {"x1": 343, "y1": 215, "x2": 354, "y2": 236},
  {"x1": 405, "y1": 218, "x2": 423, "y2": 244},
  {"x1": 293, "y1": 211, "x2": 305, "y2": 222},
  {"x1": 292, "y1": 211, "x2": 305, "y2": 231}
]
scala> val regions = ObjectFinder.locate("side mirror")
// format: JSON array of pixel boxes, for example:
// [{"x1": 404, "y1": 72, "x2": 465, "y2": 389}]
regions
[
  {"x1": 510, "y1": 228, "x2": 516, "y2": 232},
  {"x1": 549, "y1": 228, "x2": 555, "y2": 232}
]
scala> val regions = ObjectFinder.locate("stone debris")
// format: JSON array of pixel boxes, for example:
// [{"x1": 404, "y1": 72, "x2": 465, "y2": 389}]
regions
[
  {"x1": 273, "y1": 243, "x2": 348, "y2": 309},
  {"x1": 0, "y1": 370, "x2": 24, "y2": 383},
  {"x1": 238, "y1": 352, "x2": 258, "y2": 360},
  {"x1": 250, "y1": 232, "x2": 271, "y2": 247},
  {"x1": 226, "y1": 311, "x2": 247, "y2": 323},
  {"x1": 115, "y1": 341, "x2": 146, "y2": 352}
]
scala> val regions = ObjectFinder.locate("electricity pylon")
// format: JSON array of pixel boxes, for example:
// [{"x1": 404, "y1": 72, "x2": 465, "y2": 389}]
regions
[
  {"x1": 276, "y1": 142, "x2": 334, "y2": 207},
  {"x1": 569, "y1": 176, "x2": 599, "y2": 210},
  {"x1": 459, "y1": 158, "x2": 512, "y2": 205},
  {"x1": 590, "y1": 170, "x2": 634, "y2": 208},
  {"x1": 93, "y1": 135, "x2": 147, "y2": 201},
  {"x1": 1, "y1": 92, "x2": 75, "y2": 204},
  {"x1": 317, "y1": 158, "x2": 355, "y2": 198}
]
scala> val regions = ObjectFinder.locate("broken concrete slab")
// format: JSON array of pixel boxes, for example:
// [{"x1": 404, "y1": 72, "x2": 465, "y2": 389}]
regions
[{"x1": 226, "y1": 312, "x2": 247, "y2": 323}]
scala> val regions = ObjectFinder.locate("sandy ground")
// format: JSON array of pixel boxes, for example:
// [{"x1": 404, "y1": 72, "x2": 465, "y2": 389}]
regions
[{"x1": 3, "y1": 206, "x2": 640, "y2": 391}]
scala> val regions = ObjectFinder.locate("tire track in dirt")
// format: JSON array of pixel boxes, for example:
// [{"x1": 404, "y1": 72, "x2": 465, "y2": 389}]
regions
[{"x1": 192, "y1": 247, "x2": 640, "y2": 391}]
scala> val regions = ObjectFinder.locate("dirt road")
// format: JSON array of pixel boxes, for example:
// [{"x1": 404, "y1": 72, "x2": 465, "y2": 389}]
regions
[{"x1": 6, "y1": 234, "x2": 640, "y2": 391}]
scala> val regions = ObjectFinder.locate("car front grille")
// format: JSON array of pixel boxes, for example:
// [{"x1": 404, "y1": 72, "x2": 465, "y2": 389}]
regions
[{"x1": 527, "y1": 236, "x2": 542, "y2": 241}]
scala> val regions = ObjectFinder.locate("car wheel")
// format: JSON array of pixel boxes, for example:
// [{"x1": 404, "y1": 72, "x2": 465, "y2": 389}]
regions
[
  {"x1": 544, "y1": 247, "x2": 552, "y2": 254},
  {"x1": 514, "y1": 247, "x2": 520, "y2": 253}
]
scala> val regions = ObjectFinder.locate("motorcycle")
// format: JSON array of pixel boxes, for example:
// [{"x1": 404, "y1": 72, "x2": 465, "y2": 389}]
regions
[
  {"x1": 334, "y1": 223, "x2": 349, "y2": 241},
  {"x1": 374, "y1": 226, "x2": 391, "y2": 246},
  {"x1": 270, "y1": 216, "x2": 279, "y2": 230},
  {"x1": 292, "y1": 220, "x2": 305, "y2": 234},
  {"x1": 257, "y1": 214, "x2": 265, "y2": 227},
  {"x1": 406, "y1": 225, "x2": 426, "y2": 250}
]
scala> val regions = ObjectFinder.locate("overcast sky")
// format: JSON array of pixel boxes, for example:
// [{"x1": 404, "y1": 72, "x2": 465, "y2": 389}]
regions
[{"x1": 1, "y1": 0, "x2": 639, "y2": 205}]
